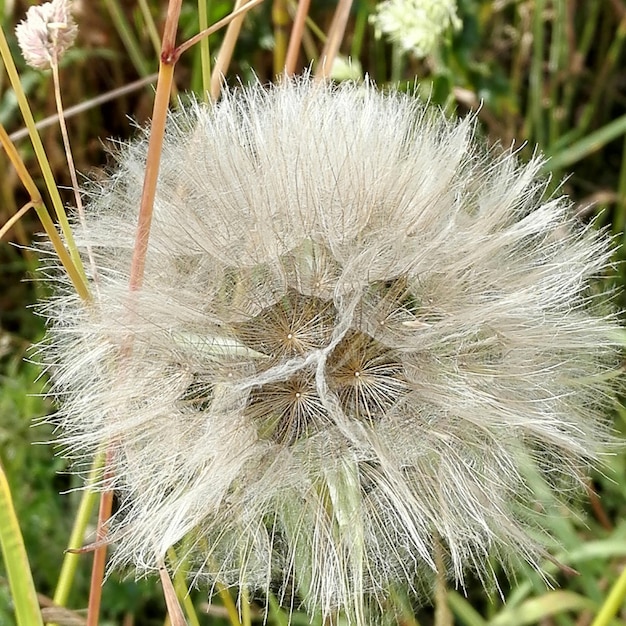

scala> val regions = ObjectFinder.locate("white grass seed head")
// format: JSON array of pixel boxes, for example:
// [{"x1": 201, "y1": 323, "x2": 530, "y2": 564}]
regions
[{"x1": 16, "y1": 0, "x2": 77, "y2": 70}]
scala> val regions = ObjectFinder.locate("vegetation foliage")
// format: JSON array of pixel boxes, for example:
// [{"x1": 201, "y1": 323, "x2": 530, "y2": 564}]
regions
[{"x1": 0, "y1": 0, "x2": 625, "y2": 625}]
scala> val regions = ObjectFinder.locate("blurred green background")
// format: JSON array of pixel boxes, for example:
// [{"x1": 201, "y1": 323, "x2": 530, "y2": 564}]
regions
[{"x1": 1, "y1": 0, "x2": 626, "y2": 624}]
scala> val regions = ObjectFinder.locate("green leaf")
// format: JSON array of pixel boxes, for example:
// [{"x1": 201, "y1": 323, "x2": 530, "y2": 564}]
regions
[
  {"x1": 543, "y1": 113, "x2": 626, "y2": 172},
  {"x1": 447, "y1": 591, "x2": 489, "y2": 626},
  {"x1": 0, "y1": 461, "x2": 44, "y2": 626},
  {"x1": 488, "y1": 591, "x2": 595, "y2": 626}
]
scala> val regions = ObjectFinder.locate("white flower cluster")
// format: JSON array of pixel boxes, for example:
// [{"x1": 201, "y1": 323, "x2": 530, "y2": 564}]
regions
[
  {"x1": 370, "y1": 0, "x2": 462, "y2": 57},
  {"x1": 41, "y1": 79, "x2": 621, "y2": 623},
  {"x1": 15, "y1": 0, "x2": 76, "y2": 70}
]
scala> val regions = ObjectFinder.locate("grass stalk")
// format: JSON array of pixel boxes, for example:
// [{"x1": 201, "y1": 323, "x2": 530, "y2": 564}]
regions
[
  {"x1": 50, "y1": 454, "x2": 104, "y2": 624},
  {"x1": 166, "y1": 547, "x2": 201, "y2": 626},
  {"x1": 85, "y1": 458, "x2": 114, "y2": 626},
  {"x1": 138, "y1": 0, "x2": 163, "y2": 56},
  {"x1": 560, "y1": 0, "x2": 601, "y2": 138},
  {"x1": 0, "y1": 201, "x2": 33, "y2": 241},
  {"x1": 103, "y1": 0, "x2": 152, "y2": 76},
  {"x1": 176, "y1": 0, "x2": 266, "y2": 61},
  {"x1": 0, "y1": 462, "x2": 44, "y2": 626},
  {"x1": 0, "y1": 24, "x2": 86, "y2": 283},
  {"x1": 547, "y1": 0, "x2": 566, "y2": 148},
  {"x1": 50, "y1": 59, "x2": 99, "y2": 292},
  {"x1": 433, "y1": 539, "x2": 452, "y2": 626},
  {"x1": 158, "y1": 560, "x2": 188, "y2": 626},
  {"x1": 0, "y1": 123, "x2": 90, "y2": 300},
  {"x1": 198, "y1": 0, "x2": 212, "y2": 98},
  {"x1": 241, "y1": 585, "x2": 251, "y2": 626},
  {"x1": 524, "y1": 0, "x2": 545, "y2": 146},
  {"x1": 314, "y1": 0, "x2": 353, "y2": 80},
  {"x1": 84, "y1": 4, "x2": 183, "y2": 621},
  {"x1": 590, "y1": 561, "x2": 626, "y2": 626},
  {"x1": 285, "y1": 0, "x2": 312, "y2": 75},
  {"x1": 209, "y1": 0, "x2": 248, "y2": 100},
  {"x1": 272, "y1": 0, "x2": 290, "y2": 75},
  {"x1": 8, "y1": 75, "x2": 158, "y2": 143}
]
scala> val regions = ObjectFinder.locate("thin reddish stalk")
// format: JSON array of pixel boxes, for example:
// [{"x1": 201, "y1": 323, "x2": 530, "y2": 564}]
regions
[
  {"x1": 285, "y1": 0, "x2": 312, "y2": 75},
  {"x1": 314, "y1": 0, "x2": 353, "y2": 80},
  {"x1": 86, "y1": 4, "x2": 183, "y2": 625},
  {"x1": 127, "y1": 61, "x2": 176, "y2": 291},
  {"x1": 85, "y1": 456, "x2": 114, "y2": 626},
  {"x1": 210, "y1": 0, "x2": 248, "y2": 101},
  {"x1": 128, "y1": 0, "x2": 182, "y2": 291},
  {"x1": 175, "y1": 0, "x2": 265, "y2": 60}
]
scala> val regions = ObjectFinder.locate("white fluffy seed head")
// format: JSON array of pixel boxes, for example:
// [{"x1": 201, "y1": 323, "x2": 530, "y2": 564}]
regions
[
  {"x1": 41, "y1": 78, "x2": 622, "y2": 623},
  {"x1": 15, "y1": 0, "x2": 77, "y2": 70}
]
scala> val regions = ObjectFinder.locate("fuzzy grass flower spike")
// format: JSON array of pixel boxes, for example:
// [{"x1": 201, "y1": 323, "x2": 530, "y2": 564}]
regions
[
  {"x1": 370, "y1": 0, "x2": 462, "y2": 57},
  {"x1": 42, "y1": 79, "x2": 621, "y2": 622},
  {"x1": 16, "y1": 0, "x2": 77, "y2": 70}
]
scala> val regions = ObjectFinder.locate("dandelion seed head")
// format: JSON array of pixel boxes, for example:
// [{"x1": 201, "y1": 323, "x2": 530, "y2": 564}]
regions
[
  {"x1": 42, "y1": 79, "x2": 622, "y2": 623},
  {"x1": 16, "y1": 0, "x2": 77, "y2": 70}
]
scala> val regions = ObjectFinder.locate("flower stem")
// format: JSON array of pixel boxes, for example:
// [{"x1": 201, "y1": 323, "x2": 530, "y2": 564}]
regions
[
  {"x1": 0, "y1": 123, "x2": 90, "y2": 300},
  {"x1": 284, "y1": 0, "x2": 311, "y2": 75},
  {"x1": 0, "y1": 24, "x2": 86, "y2": 283},
  {"x1": 50, "y1": 58, "x2": 100, "y2": 292},
  {"x1": 198, "y1": 0, "x2": 212, "y2": 99},
  {"x1": 591, "y1": 563, "x2": 626, "y2": 626},
  {"x1": 49, "y1": 454, "x2": 104, "y2": 626},
  {"x1": 86, "y1": 455, "x2": 114, "y2": 626},
  {"x1": 314, "y1": 0, "x2": 353, "y2": 80},
  {"x1": 272, "y1": 0, "x2": 289, "y2": 75}
]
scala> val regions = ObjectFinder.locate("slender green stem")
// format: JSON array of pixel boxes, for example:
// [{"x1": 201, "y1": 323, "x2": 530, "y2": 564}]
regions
[
  {"x1": 433, "y1": 539, "x2": 452, "y2": 626},
  {"x1": 138, "y1": 0, "x2": 163, "y2": 55},
  {"x1": 547, "y1": 0, "x2": 566, "y2": 148},
  {"x1": 198, "y1": 0, "x2": 212, "y2": 99},
  {"x1": 103, "y1": 0, "x2": 152, "y2": 76},
  {"x1": 240, "y1": 585, "x2": 251, "y2": 626},
  {"x1": 51, "y1": 454, "x2": 104, "y2": 618},
  {"x1": 574, "y1": 15, "x2": 626, "y2": 147},
  {"x1": 0, "y1": 24, "x2": 86, "y2": 283},
  {"x1": 615, "y1": 133, "x2": 626, "y2": 235},
  {"x1": 167, "y1": 547, "x2": 201, "y2": 626},
  {"x1": 50, "y1": 59, "x2": 100, "y2": 291},
  {"x1": 273, "y1": 0, "x2": 290, "y2": 75},
  {"x1": 390, "y1": 41, "x2": 403, "y2": 83},
  {"x1": 0, "y1": 123, "x2": 90, "y2": 300},
  {"x1": 560, "y1": 0, "x2": 600, "y2": 137},
  {"x1": 349, "y1": 1, "x2": 368, "y2": 61},
  {"x1": 590, "y1": 563, "x2": 626, "y2": 626},
  {"x1": 176, "y1": 0, "x2": 265, "y2": 61},
  {"x1": 524, "y1": 0, "x2": 545, "y2": 146}
]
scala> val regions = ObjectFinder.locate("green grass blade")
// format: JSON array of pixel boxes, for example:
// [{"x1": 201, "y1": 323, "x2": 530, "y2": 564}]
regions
[
  {"x1": 544, "y1": 113, "x2": 626, "y2": 172},
  {"x1": 591, "y1": 564, "x2": 626, "y2": 626},
  {"x1": 447, "y1": 590, "x2": 489, "y2": 626},
  {"x1": 0, "y1": 461, "x2": 44, "y2": 626},
  {"x1": 489, "y1": 591, "x2": 595, "y2": 626},
  {"x1": 103, "y1": 0, "x2": 152, "y2": 77}
]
